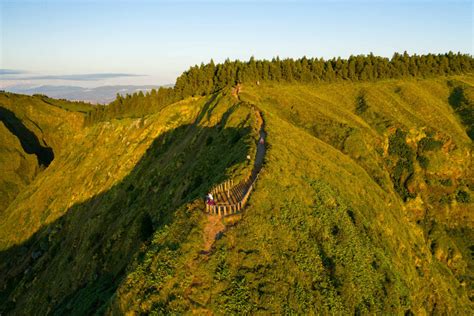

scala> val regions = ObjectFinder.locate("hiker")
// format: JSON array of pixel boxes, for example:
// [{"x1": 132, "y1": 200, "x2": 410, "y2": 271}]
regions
[
  {"x1": 207, "y1": 193, "x2": 215, "y2": 205},
  {"x1": 259, "y1": 137, "x2": 265, "y2": 145}
]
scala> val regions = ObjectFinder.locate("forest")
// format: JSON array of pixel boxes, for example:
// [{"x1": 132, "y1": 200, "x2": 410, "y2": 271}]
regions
[{"x1": 85, "y1": 52, "x2": 474, "y2": 124}]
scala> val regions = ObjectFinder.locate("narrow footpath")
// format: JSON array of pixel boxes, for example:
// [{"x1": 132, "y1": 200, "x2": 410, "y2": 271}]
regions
[
  {"x1": 202, "y1": 98, "x2": 266, "y2": 252},
  {"x1": 205, "y1": 106, "x2": 266, "y2": 216}
]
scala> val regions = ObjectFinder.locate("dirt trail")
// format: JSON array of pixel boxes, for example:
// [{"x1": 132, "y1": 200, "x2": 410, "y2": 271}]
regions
[
  {"x1": 202, "y1": 86, "x2": 266, "y2": 250},
  {"x1": 202, "y1": 214, "x2": 225, "y2": 252}
]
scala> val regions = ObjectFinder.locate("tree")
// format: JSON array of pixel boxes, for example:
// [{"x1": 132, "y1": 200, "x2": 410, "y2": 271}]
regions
[
  {"x1": 85, "y1": 52, "x2": 474, "y2": 125},
  {"x1": 324, "y1": 62, "x2": 336, "y2": 81}
]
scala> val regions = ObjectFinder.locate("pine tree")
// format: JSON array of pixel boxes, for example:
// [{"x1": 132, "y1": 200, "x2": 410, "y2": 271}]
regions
[
  {"x1": 324, "y1": 62, "x2": 336, "y2": 81},
  {"x1": 86, "y1": 52, "x2": 474, "y2": 124}
]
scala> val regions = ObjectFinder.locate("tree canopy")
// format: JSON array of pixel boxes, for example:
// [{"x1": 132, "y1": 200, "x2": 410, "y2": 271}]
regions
[{"x1": 86, "y1": 52, "x2": 474, "y2": 125}]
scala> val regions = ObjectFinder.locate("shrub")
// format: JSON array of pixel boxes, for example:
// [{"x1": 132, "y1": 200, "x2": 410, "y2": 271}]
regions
[
  {"x1": 455, "y1": 190, "x2": 471, "y2": 203},
  {"x1": 388, "y1": 129, "x2": 415, "y2": 200},
  {"x1": 439, "y1": 178, "x2": 453, "y2": 187},
  {"x1": 439, "y1": 195, "x2": 451, "y2": 205},
  {"x1": 389, "y1": 129, "x2": 413, "y2": 158},
  {"x1": 355, "y1": 94, "x2": 369, "y2": 115},
  {"x1": 418, "y1": 137, "x2": 443, "y2": 152},
  {"x1": 417, "y1": 155, "x2": 429, "y2": 169}
]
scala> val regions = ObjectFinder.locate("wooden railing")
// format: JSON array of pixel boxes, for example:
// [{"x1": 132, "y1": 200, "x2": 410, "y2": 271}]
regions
[
  {"x1": 205, "y1": 105, "x2": 265, "y2": 217},
  {"x1": 209, "y1": 179, "x2": 234, "y2": 196},
  {"x1": 205, "y1": 172, "x2": 261, "y2": 216}
]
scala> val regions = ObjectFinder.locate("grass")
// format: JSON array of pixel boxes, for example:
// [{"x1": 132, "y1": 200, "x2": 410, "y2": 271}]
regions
[
  {"x1": 0, "y1": 92, "x2": 86, "y2": 213},
  {"x1": 0, "y1": 75, "x2": 473, "y2": 314},
  {"x1": 31, "y1": 94, "x2": 94, "y2": 113},
  {"x1": 107, "y1": 75, "x2": 472, "y2": 314},
  {"x1": 0, "y1": 92, "x2": 258, "y2": 314}
]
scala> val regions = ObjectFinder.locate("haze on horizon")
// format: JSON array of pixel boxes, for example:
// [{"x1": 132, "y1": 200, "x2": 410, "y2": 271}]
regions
[{"x1": 1, "y1": 0, "x2": 472, "y2": 89}]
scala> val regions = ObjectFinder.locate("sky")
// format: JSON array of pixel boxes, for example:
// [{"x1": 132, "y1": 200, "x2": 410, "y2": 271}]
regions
[{"x1": 0, "y1": 0, "x2": 472, "y2": 88}]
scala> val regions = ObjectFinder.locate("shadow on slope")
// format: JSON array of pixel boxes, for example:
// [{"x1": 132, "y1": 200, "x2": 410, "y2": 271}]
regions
[
  {"x1": 0, "y1": 105, "x2": 252, "y2": 315},
  {"x1": 0, "y1": 106, "x2": 54, "y2": 167},
  {"x1": 448, "y1": 82, "x2": 474, "y2": 140}
]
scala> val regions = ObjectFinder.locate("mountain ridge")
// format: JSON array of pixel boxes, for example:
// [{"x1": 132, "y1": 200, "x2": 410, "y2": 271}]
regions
[{"x1": 0, "y1": 64, "x2": 472, "y2": 314}]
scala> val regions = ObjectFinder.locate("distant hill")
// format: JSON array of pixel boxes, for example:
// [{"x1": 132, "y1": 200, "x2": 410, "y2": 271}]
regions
[{"x1": 5, "y1": 85, "x2": 170, "y2": 104}]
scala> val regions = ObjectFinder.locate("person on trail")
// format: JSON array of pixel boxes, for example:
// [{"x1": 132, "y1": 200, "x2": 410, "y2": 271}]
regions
[
  {"x1": 259, "y1": 137, "x2": 265, "y2": 145},
  {"x1": 207, "y1": 193, "x2": 215, "y2": 205}
]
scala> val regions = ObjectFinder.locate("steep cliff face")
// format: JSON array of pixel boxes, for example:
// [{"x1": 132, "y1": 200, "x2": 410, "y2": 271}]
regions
[{"x1": 0, "y1": 76, "x2": 472, "y2": 315}]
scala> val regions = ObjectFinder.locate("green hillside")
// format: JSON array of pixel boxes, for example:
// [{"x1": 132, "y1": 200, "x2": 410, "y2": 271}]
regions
[
  {"x1": 0, "y1": 93, "x2": 89, "y2": 212},
  {"x1": 0, "y1": 71, "x2": 473, "y2": 314}
]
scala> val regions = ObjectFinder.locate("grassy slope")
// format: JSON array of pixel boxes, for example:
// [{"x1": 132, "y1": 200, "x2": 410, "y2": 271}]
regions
[
  {"x1": 231, "y1": 77, "x2": 472, "y2": 313},
  {"x1": 0, "y1": 76, "x2": 472, "y2": 314},
  {"x1": 0, "y1": 93, "x2": 257, "y2": 314},
  {"x1": 110, "y1": 76, "x2": 473, "y2": 314},
  {"x1": 0, "y1": 122, "x2": 38, "y2": 211},
  {"x1": 0, "y1": 93, "x2": 86, "y2": 212},
  {"x1": 0, "y1": 93, "x2": 86, "y2": 151}
]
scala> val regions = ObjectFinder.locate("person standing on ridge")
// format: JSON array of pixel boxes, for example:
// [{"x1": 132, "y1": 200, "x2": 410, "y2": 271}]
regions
[{"x1": 207, "y1": 193, "x2": 215, "y2": 205}]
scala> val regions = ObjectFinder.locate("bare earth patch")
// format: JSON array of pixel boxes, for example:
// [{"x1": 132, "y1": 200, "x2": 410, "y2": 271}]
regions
[{"x1": 202, "y1": 214, "x2": 225, "y2": 252}]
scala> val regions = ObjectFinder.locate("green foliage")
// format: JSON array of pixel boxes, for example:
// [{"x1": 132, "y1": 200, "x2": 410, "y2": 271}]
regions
[
  {"x1": 416, "y1": 135, "x2": 442, "y2": 171},
  {"x1": 86, "y1": 53, "x2": 474, "y2": 124},
  {"x1": 214, "y1": 251, "x2": 230, "y2": 281},
  {"x1": 388, "y1": 129, "x2": 415, "y2": 200},
  {"x1": 455, "y1": 190, "x2": 471, "y2": 203},
  {"x1": 418, "y1": 136, "x2": 443, "y2": 152},
  {"x1": 355, "y1": 92, "x2": 369, "y2": 115},
  {"x1": 85, "y1": 86, "x2": 177, "y2": 125},
  {"x1": 0, "y1": 95, "x2": 256, "y2": 315},
  {"x1": 417, "y1": 155, "x2": 429, "y2": 169},
  {"x1": 388, "y1": 129, "x2": 412, "y2": 157},
  {"x1": 1, "y1": 74, "x2": 473, "y2": 315},
  {"x1": 33, "y1": 94, "x2": 94, "y2": 113},
  {"x1": 52, "y1": 274, "x2": 116, "y2": 315},
  {"x1": 220, "y1": 276, "x2": 255, "y2": 314},
  {"x1": 0, "y1": 92, "x2": 85, "y2": 212},
  {"x1": 448, "y1": 82, "x2": 474, "y2": 140},
  {"x1": 126, "y1": 203, "x2": 203, "y2": 314},
  {"x1": 440, "y1": 178, "x2": 453, "y2": 187}
]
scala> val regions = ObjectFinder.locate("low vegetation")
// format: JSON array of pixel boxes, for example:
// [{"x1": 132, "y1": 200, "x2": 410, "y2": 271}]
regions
[
  {"x1": 0, "y1": 59, "x2": 472, "y2": 314},
  {"x1": 0, "y1": 92, "x2": 86, "y2": 212}
]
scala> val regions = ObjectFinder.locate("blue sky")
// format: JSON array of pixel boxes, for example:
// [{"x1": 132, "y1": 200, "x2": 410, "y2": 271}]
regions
[{"x1": 0, "y1": 0, "x2": 472, "y2": 88}]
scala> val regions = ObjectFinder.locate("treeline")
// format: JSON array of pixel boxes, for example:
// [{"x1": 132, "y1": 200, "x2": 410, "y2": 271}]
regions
[
  {"x1": 85, "y1": 88, "x2": 176, "y2": 124},
  {"x1": 85, "y1": 52, "x2": 473, "y2": 124}
]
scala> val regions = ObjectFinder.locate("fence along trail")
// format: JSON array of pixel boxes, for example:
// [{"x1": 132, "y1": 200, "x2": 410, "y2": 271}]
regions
[{"x1": 205, "y1": 106, "x2": 266, "y2": 216}]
